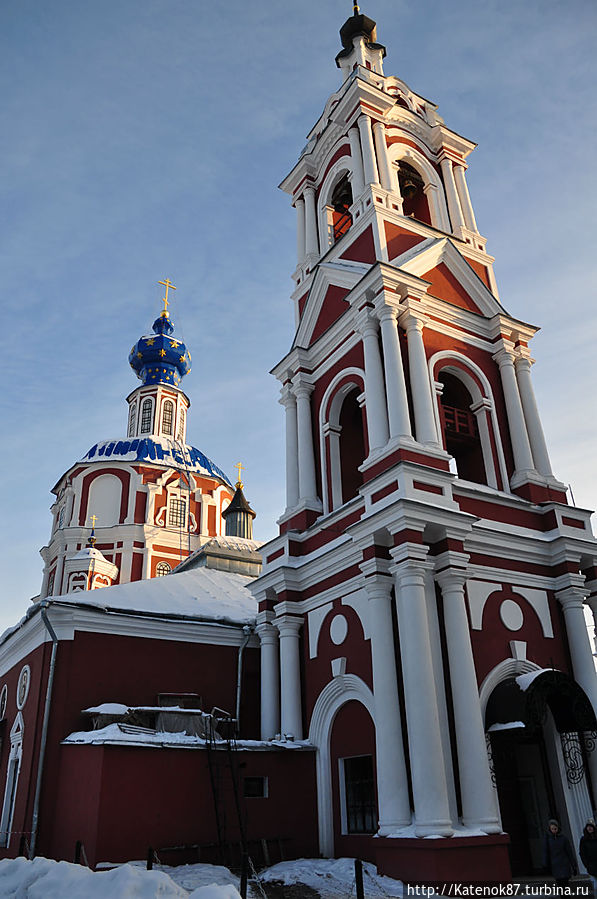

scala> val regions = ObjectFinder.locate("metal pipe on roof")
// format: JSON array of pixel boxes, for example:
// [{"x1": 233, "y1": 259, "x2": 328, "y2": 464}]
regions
[{"x1": 235, "y1": 626, "x2": 253, "y2": 733}]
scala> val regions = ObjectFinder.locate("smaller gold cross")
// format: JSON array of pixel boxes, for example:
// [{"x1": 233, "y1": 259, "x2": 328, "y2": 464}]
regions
[
  {"x1": 234, "y1": 462, "x2": 245, "y2": 488},
  {"x1": 158, "y1": 278, "x2": 177, "y2": 315},
  {"x1": 90, "y1": 514, "x2": 97, "y2": 528}
]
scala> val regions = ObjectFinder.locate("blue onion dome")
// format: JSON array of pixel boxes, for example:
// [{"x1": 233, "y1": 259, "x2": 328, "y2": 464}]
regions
[{"x1": 128, "y1": 312, "x2": 191, "y2": 387}]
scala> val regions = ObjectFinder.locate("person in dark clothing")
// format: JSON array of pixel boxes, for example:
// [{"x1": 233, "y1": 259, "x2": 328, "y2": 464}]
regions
[
  {"x1": 543, "y1": 818, "x2": 577, "y2": 886},
  {"x1": 580, "y1": 819, "x2": 597, "y2": 893}
]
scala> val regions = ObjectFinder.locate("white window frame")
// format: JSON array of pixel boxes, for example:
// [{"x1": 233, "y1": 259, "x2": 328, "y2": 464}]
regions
[
  {"x1": 162, "y1": 400, "x2": 174, "y2": 436},
  {"x1": 139, "y1": 397, "x2": 154, "y2": 435},
  {"x1": 0, "y1": 713, "x2": 24, "y2": 849},
  {"x1": 127, "y1": 402, "x2": 137, "y2": 438}
]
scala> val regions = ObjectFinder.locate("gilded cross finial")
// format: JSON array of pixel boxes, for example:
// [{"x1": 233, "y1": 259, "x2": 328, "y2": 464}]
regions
[
  {"x1": 90, "y1": 514, "x2": 97, "y2": 528},
  {"x1": 234, "y1": 462, "x2": 245, "y2": 489},
  {"x1": 158, "y1": 278, "x2": 177, "y2": 317}
]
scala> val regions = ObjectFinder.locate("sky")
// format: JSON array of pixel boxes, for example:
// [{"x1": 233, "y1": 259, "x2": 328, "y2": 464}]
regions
[{"x1": 1, "y1": 0, "x2": 596, "y2": 633}]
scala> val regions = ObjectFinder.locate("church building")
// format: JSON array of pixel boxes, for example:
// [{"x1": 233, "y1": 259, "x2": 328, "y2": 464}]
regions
[{"x1": 0, "y1": 6, "x2": 596, "y2": 886}]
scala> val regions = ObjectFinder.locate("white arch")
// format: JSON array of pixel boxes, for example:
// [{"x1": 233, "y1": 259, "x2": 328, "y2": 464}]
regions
[
  {"x1": 318, "y1": 367, "x2": 366, "y2": 514},
  {"x1": 309, "y1": 674, "x2": 376, "y2": 856},
  {"x1": 479, "y1": 658, "x2": 542, "y2": 720},
  {"x1": 428, "y1": 350, "x2": 509, "y2": 491},
  {"x1": 317, "y1": 153, "x2": 354, "y2": 254},
  {"x1": 387, "y1": 143, "x2": 451, "y2": 232}
]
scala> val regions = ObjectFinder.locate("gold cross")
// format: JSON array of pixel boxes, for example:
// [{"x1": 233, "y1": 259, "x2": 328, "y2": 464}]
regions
[
  {"x1": 234, "y1": 462, "x2": 245, "y2": 488},
  {"x1": 90, "y1": 514, "x2": 97, "y2": 528},
  {"x1": 158, "y1": 278, "x2": 177, "y2": 315}
]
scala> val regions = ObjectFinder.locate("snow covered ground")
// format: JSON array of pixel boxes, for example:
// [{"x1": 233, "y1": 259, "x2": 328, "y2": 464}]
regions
[{"x1": 0, "y1": 856, "x2": 405, "y2": 898}]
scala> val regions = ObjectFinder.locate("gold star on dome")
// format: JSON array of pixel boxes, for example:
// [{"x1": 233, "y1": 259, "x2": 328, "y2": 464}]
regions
[
  {"x1": 146, "y1": 338, "x2": 155, "y2": 346},
  {"x1": 159, "y1": 348, "x2": 166, "y2": 357},
  {"x1": 130, "y1": 346, "x2": 135, "y2": 355},
  {"x1": 179, "y1": 354, "x2": 186, "y2": 363},
  {"x1": 137, "y1": 352, "x2": 142, "y2": 359},
  {"x1": 170, "y1": 340, "x2": 179, "y2": 348}
]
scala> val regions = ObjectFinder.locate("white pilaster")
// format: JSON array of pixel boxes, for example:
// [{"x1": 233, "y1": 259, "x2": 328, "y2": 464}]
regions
[
  {"x1": 453, "y1": 164, "x2": 478, "y2": 233},
  {"x1": 295, "y1": 197, "x2": 306, "y2": 265},
  {"x1": 376, "y1": 303, "x2": 412, "y2": 441},
  {"x1": 304, "y1": 185, "x2": 320, "y2": 259},
  {"x1": 357, "y1": 312, "x2": 390, "y2": 452},
  {"x1": 493, "y1": 349, "x2": 535, "y2": 477},
  {"x1": 514, "y1": 356, "x2": 554, "y2": 478},
  {"x1": 364, "y1": 572, "x2": 411, "y2": 832},
  {"x1": 402, "y1": 312, "x2": 439, "y2": 445},
  {"x1": 557, "y1": 587, "x2": 597, "y2": 711},
  {"x1": 280, "y1": 385, "x2": 300, "y2": 511},
  {"x1": 348, "y1": 127, "x2": 365, "y2": 200},
  {"x1": 391, "y1": 556, "x2": 453, "y2": 836},
  {"x1": 293, "y1": 378, "x2": 319, "y2": 506},
  {"x1": 372, "y1": 121, "x2": 393, "y2": 192},
  {"x1": 436, "y1": 566, "x2": 500, "y2": 832},
  {"x1": 276, "y1": 614, "x2": 303, "y2": 740},
  {"x1": 357, "y1": 115, "x2": 380, "y2": 187},
  {"x1": 256, "y1": 615, "x2": 280, "y2": 740},
  {"x1": 440, "y1": 156, "x2": 466, "y2": 234}
]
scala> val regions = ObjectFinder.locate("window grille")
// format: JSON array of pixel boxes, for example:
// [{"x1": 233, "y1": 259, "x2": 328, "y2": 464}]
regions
[
  {"x1": 155, "y1": 561, "x2": 171, "y2": 577},
  {"x1": 162, "y1": 401, "x2": 174, "y2": 436},
  {"x1": 343, "y1": 755, "x2": 377, "y2": 834},
  {"x1": 140, "y1": 399, "x2": 153, "y2": 434},
  {"x1": 168, "y1": 496, "x2": 187, "y2": 528},
  {"x1": 177, "y1": 408, "x2": 185, "y2": 442},
  {"x1": 128, "y1": 403, "x2": 137, "y2": 437}
]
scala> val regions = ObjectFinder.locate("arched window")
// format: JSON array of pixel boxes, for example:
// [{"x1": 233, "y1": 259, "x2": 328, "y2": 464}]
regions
[
  {"x1": 331, "y1": 176, "x2": 353, "y2": 243},
  {"x1": 155, "y1": 561, "x2": 171, "y2": 577},
  {"x1": 338, "y1": 388, "x2": 365, "y2": 503},
  {"x1": 127, "y1": 402, "x2": 137, "y2": 437},
  {"x1": 398, "y1": 162, "x2": 431, "y2": 225},
  {"x1": 140, "y1": 398, "x2": 153, "y2": 434},
  {"x1": 438, "y1": 372, "x2": 487, "y2": 485},
  {"x1": 177, "y1": 407, "x2": 185, "y2": 442},
  {"x1": 162, "y1": 400, "x2": 174, "y2": 436}
]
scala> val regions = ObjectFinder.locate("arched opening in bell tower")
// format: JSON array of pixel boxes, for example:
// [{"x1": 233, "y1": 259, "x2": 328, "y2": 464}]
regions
[
  {"x1": 398, "y1": 161, "x2": 431, "y2": 225},
  {"x1": 331, "y1": 175, "x2": 353, "y2": 243},
  {"x1": 338, "y1": 387, "x2": 365, "y2": 504},
  {"x1": 438, "y1": 371, "x2": 487, "y2": 485}
]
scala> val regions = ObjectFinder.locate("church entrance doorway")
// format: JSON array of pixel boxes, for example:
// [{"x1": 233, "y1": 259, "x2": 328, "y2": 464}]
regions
[
  {"x1": 485, "y1": 669, "x2": 597, "y2": 877},
  {"x1": 490, "y1": 728, "x2": 555, "y2": 874}
]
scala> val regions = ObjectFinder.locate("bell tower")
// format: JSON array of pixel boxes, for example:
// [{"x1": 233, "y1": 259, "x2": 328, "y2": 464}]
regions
[{"x1": 251, "y1": 6, "x2": 597, "y2": 886}]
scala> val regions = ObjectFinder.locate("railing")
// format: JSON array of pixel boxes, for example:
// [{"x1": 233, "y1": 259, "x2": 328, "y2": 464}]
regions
[
  {"x1": 441, "y1": 404, "x2": 478, "y2": 439},
  {"x1": 333, "y1": 210, "x2": 352, "y2": 242}
]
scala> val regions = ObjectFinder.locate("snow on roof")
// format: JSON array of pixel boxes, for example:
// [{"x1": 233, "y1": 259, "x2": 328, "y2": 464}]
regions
[
  {"x1": 78, "y1": 436, "x2": 232, "y2": 485},
  {"x1": 44, "y1": 567, "x2": 258, "y2": 626},
  {"x1": 63, "y1": 723, "x2": 313, "y2": 751}
]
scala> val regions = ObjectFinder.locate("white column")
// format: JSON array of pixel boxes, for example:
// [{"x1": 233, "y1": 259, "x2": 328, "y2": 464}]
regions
[
  {"x1": 358, "y1": 313, "x2": 390, "y2": 452},
  {"x1": 372, "y1": 121, "x2": 393, "y2": 192},
  {"x1": 377, "y1": 304, "x2": 412, "y2": 440},
  {"x1": 514, "y1": 356, "x2": 554, "y2": 478},
  {"x1": 364, "y1": 574, "x2": 411, "y2": 832},
  {"x1": 392, "y1": 559, "x2": 453, "y2": 836},
  {"x1": 402, "y1": 312, "x2": 439, "y2": 445},
  {"x1": 295, "y1": 197, "x2": 306, "y2": 264},
  {"x1": 303, "y1": 185, "x2": 319, "y2": 258},
  {"x1": 357, "y1": 115, "x2": 380, "y2": 187},
  {"x1": 293, "y1": 379, "x2": 319, "y2": 505},
  {"x1": 453, "y1": 164, "x2": 478, "y2": 233},
  {"x1": 54, "y1": 550, "x2": 65, "y2": 596},
  {"x1": 440, "y1": 156, "x2": 466, "y2": 233},
  {"x1": 280, "y1": 385, "x2": 300, "y2": 510},
  {"x1": 436, "y1": 568, "x2": 500, "y2": 833},
  {"x1": 348, "y1": 126, "x2": 365, "y2": 199},
  {"x1": 256, "y1": 617, "x2": 280, "y2": 740},
  {"x1": 557, "y1": 588, "x2": 597, "y2": 710},
  {"x1": 493, "y1": 349, "x2": 535, "y2": 475},
  {"x1": 276, "y1": 614, "x2": 303, "y2": 740}
]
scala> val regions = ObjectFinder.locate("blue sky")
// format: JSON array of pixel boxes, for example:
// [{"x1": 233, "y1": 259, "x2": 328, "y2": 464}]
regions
[{"x1": 1, "y1": 0, "x2": 596, "y2": 633}]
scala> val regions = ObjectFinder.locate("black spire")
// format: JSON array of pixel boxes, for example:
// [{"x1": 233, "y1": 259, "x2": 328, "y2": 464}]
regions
[{"x1": 222, "y1": 473, "x2": 256, "y2": 540}]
